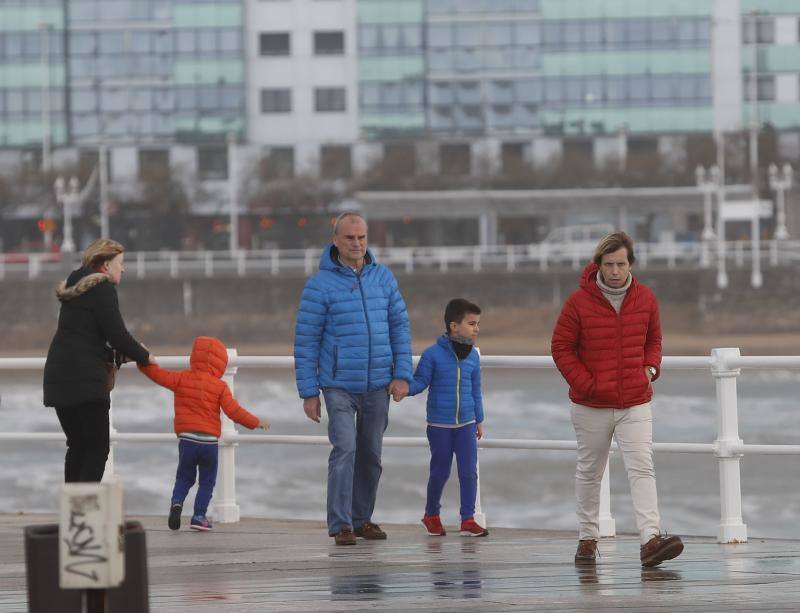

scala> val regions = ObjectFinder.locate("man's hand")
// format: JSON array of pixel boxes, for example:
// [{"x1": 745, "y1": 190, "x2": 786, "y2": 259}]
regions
[
  {"x1": 303, "y1": 396, "x2": 321, "y2": 423},
  {"x1": 476, "y1": 423, "x2": 484, "y2": 440},
  {"x1": 389, "y1": 379, "x2": 409, "y2": 402},
  {"x1": 644, "y1": 366, "x2": 654, "y2": 383},
  {"x1": 258, "y1": 419, "x2": 271, "y2": 430}
]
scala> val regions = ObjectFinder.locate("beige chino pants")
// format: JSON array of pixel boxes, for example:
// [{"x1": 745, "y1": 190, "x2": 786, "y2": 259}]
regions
[{"x1": 570, "y1": 402, "x2": 661, "y2": 545}]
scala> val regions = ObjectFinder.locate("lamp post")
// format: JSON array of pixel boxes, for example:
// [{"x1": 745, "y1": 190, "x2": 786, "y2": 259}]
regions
[
  {"x1": 54, "y1": 176, "x2": 80, "y2": 253},
  {"x1": 38, "y1": 22, "x2": 53, "y2": 173},
  {"x1": 227, "y1": 132, "x2": 239, "y2": 256},
  {"x1": 768, "y1": 163, "x2": 793, "y2": 240},
  {"x1": 695, "y1": 165, "x2": 719, "y2": 268}
]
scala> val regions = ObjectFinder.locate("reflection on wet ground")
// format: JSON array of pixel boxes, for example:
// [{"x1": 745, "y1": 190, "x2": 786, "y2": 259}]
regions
[{"x1": 2, "y1": 515, "x2": 799, "y2": 612}]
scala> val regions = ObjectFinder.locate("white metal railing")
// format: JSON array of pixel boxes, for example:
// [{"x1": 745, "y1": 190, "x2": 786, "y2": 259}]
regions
[
  {"x1": 2, "y1": 240, "x2": 800, "y2": 280},
  {"x1": 2, "y1": 350, "x2": 799, "y2": 543}
]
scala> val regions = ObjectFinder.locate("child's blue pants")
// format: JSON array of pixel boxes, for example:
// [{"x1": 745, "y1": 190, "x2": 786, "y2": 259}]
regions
[
  {"x1": 171, "y1": 438, "x2": 219, "y2": 517},
  {"x1": 425, "y1": 423, "x2": 478, "y2": 520}
]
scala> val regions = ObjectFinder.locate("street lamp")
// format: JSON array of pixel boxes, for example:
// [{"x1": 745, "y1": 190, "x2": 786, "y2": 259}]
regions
[
  {"x1": 768, "y1": 163, "x2": 793, "y2": 240},
  {"x1": 54, "y1": 176, "x2": 80, "y2": 253},
  {"x1": 695, "y1": 165, "x2": 719, "y2": 268}
]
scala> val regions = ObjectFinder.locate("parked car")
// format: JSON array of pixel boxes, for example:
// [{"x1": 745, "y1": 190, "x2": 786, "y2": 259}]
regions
[{"x1": 529, "y1": 224, "x2": 614, "y2": 259}]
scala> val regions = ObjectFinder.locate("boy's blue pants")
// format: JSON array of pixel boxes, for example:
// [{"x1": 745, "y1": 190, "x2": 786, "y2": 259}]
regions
[
  {"x1": 171, "y1": 439, "x2": 219, "y2": 517},
  {"x1": 425, "y1": 423, "x2": 478, "y2": 520}
]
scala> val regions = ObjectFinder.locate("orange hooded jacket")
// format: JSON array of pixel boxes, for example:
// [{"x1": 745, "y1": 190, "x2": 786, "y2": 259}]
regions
[{"x1": 139, "y1": 336, "x2": 259, "y2": 437}]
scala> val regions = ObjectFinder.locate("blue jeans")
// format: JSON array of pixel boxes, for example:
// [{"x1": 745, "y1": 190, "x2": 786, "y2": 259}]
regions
[
  {"x1": 171, "y1": 439, "x2": 219, "y2": 517},
  {"x1": 426, "y1": 423, "x2": 478, "y2": 520},
  {"x1": 322, "y1": 387, "x2": 390, "y2": 536}
]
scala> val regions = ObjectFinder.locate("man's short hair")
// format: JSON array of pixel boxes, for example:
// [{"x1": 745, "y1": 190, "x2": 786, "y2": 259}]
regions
[
  {"x1": 333, "y1": 211, "x2": 366, "y2": 235},
  {"x1": 444, "y1": 298, "x2": 481, "y2": 333},
  {"x1": 593, "y1": 231, "x2": 636, "y2": 266}
]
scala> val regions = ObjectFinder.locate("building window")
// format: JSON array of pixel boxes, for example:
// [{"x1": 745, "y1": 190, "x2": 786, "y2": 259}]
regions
[
  {"x1": 260, "y1": 147, "x2": 294, "y2": 180},
  {"x1": 320, "y1": 145, "x2": 351, "y2": 178},
  {"x1": 744, "y1": 75, "x2": 775, "y2": 101},
  {"x1": 501, "y1": 142, "x2": 526, "y2": 175},
  {"x1": 314, "y1": 31, "x2": 345, "y2": 55},
  {"x1": 259, "y1": 32, "x2": 290, "y2": 56},
  {"x1": 383, "y1": 143, "x2": 416, "y2": 176},
  {"x1": 198, "y1": 146, "x2": 228, "y2": 181},
  {"x1": 261, "y1": 88, "x2": 292, "y2": 113},
  {"x1": 314, "y1": 87, "x2": 346, "y2": 112},
  {"x1": 138, "y1": 149, "x2": 169, "y2": 180},
  {"x1": 743, "y1": 16, "x2": 775, "y2": 44},
  {"x1": 439, "y1": 143, "x2": 471, "y2": 176}
]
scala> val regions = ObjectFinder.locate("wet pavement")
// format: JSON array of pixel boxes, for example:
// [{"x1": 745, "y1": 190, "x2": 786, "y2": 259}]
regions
[{"x1": 2, "y1": 514, "x2": 799, "y2": 611}]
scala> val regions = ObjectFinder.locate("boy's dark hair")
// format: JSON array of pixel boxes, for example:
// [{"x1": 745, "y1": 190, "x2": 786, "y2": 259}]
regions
[{"x1": 444, "y1": 298, "x2": 481, "y2": 333}]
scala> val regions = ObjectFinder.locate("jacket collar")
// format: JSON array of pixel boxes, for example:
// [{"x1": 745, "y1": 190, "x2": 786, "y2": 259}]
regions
[
  {"x1": 319, "y1": 242, "x2": 376, "y2": 274},
  {"x1": 56, "y1": 268, "x2": 111, "y2": 302}
]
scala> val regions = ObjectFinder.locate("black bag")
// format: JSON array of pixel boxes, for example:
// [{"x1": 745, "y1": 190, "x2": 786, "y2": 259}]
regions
[{"x1": 106, "y1": 350, "x2": 125, "y2": 392}]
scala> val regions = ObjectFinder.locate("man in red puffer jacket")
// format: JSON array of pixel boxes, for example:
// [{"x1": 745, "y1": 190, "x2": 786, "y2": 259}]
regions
[{"x1": 551, "y1": 231, "x2": 683, "y2": 569}]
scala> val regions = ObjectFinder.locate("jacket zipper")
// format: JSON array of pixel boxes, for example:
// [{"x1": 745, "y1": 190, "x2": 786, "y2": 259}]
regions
[
  {"x1": 356, "y1": 268, "x2": 372, "y2": 391},
  {"x1": 449, "y1": 345, "x2": 461, "y2": 424}
]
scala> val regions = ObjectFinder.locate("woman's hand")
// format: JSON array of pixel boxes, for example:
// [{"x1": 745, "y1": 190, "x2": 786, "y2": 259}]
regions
[{"x1": 476, "y1": 423, "x2": 484, "y2": 440}]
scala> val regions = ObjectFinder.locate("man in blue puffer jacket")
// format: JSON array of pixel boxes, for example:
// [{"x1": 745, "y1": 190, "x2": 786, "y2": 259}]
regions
[{"x1": 294, "y1": 211, "x2": 413, "y2": 545}]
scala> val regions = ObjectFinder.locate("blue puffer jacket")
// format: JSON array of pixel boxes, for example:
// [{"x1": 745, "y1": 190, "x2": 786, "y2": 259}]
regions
[
  {"x1": 409, "y1": 335, "x2": 484, "y2": 425},
  {"x1": 294, "y1": 243, "x2": 413, "y2": 399}
]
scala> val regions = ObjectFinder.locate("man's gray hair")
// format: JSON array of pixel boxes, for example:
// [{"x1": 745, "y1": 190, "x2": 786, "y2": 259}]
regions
[{"x1": 333, "y1": 211, "x2": 366, "y2": 235}]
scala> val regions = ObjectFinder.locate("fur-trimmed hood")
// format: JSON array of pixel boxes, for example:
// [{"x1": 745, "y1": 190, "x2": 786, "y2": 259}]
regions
[{"x1": 56, "y1": 268, "x2": 111, "y2": 302}]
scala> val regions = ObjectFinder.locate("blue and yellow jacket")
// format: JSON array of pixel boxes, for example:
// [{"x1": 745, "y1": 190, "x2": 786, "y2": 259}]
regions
[
  {"x1": 409, "y1": 335, "x2": 484, "y2": 425},
  {"x1": 294, "y1": 243, "x2": 413, "y2": 399}
]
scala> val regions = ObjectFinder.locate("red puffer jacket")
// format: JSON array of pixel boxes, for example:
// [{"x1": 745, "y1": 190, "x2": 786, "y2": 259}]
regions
[
  {"x1": 551, "y1": 263, "x2": 662, "y2": 409},
  {"x1": 139, "y1": 336, "x2": 259, "y2": 436}
]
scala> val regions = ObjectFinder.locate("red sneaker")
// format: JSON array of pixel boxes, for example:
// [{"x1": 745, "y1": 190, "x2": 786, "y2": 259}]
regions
[
  {"x1": 421, "y1": 515, "x2": 446, "y2": 536},
  {"x1": 459, "y1": 517, "x2": 489, "y2": 537}
]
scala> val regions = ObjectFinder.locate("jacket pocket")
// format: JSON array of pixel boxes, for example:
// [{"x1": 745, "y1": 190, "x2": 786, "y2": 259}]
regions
[{"x1": 332, "y1": 346, "x2": 339, "y2": 379}]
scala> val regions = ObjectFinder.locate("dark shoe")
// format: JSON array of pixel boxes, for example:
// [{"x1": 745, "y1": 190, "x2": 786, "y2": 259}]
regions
[
  {"x1": 334, "y1": 527, "x2": 357, "y2": 546},
  {"x1": 168, "y1": 503, "x2": 182, "y2": 531},
  {"x1": 640, "y1": 534, "x2": 683, "y2": 567},
  {"x1": 574, "y1": 539, "x2": 598, "y2": 565},
  {"x1": 354, "y1": 521, "x2": 387, "y2": 540}
]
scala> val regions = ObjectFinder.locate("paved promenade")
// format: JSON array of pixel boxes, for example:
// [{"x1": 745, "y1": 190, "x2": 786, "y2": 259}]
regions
[{"x1": 1, "y1": 514, "x2": 799, "y2": 612}]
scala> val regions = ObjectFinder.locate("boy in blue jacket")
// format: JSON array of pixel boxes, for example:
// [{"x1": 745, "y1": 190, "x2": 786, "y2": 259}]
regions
[{"x1": 406, "y1": 298, "x2": 488, "y2": 537}]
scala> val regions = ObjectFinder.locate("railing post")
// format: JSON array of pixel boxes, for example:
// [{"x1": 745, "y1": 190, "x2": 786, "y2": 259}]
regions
[
  {"x1": 506, "y1": 246, "x2": 516, "y2": 272},
  {"x1": 405, "y1": 249, "x2": 413, "y2": 274},
  {"x1": 472, "y1": 247, "x2": 482, "y2": 272},
  {"x1": 102, "y1": 395, "x2": 117, "y2": 482},
  {"x1": 599, "y1": 457, "x2": 616, "y2": 537},
  {"x1": 204, "y1": 251, "x2": 213, "y2": 278},
  {"x1": 711, "y1": 347, "x2": 747, "y2": 543},
  {"x1": 169, "y1": 253, "x2": 178, "y2": 278},
  {"x1": 304, "y1": 248, "x2": 315, "y2": 276},
  {"x1": 270, "y1": 250, "x2": 279, "y2": 276},
  {"x1": 213, "y1": 348, "x2": 240, "y2": 523},
  {"x1": 473, "y1": 451, "x2": 486, "y2": 528},
  {"x1": 236, "y1": 251, "x2": 246, "y2": 277},
  {"x1": 136, "y1": 252, "x2": 145, "y2": 279}
]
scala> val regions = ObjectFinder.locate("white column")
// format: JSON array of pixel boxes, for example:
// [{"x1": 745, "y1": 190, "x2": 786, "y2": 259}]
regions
[
  {"x1": 750, "y1": 212, "x2": 762, "y2": 288},
  {"x1": 99, "y1": 142, "x2": 110, "y2": 239},
  {"x1": 599, "y1": 457, "x2": 616, "y2": 537},
  {"x1": 212, "y1": 349, "x2": 240, "y2": 523},
  {"x1": 711, "y1": 347, "x2": 747, "y2": 543},
  {"x1": 228, "y1": 133, "x2": 239, "y2": 256}
]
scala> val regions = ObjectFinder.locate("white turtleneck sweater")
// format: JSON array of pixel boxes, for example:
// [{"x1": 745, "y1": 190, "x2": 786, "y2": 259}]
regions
[{"x1": 596, "y1": 272, "x2": 632, "y2": 313}]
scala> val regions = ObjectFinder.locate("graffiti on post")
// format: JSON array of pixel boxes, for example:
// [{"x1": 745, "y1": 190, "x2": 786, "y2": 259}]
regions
[{"x1": 61, "y1": 494, "x2": 107, "y2": 582}]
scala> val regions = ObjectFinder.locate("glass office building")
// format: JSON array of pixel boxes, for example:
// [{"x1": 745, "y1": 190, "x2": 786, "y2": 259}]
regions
[
  {"x1": 0, "y1": 0, "x2": 245, "y2": 150},
  {"x1": 0, "y1": 1, "x2": 67, "y2": 148},
  {"x1": 358, "y1": 0, "x2": 800, "y2": 139}
]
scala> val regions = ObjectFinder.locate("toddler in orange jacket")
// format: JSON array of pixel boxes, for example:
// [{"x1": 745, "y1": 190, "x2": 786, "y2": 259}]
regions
[{"x1": 139, "y1": 336, "x2": 269, "y2": 531}]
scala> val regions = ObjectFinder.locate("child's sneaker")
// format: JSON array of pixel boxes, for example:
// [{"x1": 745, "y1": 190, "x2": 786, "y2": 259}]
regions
[
  {"x1": 168, "y1": 503, "x2": 182, "y2": 531},
  {"x1": 422, "y1": 514, "x2": 446, "y2": 536},
  {"x1": 459, "y1": 517, "x2": 489, "y2": 537},
  {"x1": 190, "y1": 515, "x2": 213, "y2": 531}
]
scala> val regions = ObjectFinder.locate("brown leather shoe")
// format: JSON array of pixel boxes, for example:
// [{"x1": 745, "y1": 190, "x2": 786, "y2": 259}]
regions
[
  {"x1": 334, "y1": 527, "x2": 356, "y2": 546},
  {"x1": 574, "y1": 539, "x2": 598, "y2": 565},
  {"x1": 640, "y1": 534, "x2": 683, "y2": 567},
  {"x1": 354, "y1": 521, "x2": 387, "y2": 540}
]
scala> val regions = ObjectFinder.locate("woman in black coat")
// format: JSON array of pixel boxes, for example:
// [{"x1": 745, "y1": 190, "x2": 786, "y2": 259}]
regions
[{"x1": 44, "y1": 238, "x2": 153, "y2": 482}]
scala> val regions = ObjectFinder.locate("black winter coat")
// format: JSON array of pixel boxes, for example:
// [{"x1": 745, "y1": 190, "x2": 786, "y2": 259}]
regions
[{"x1": 43, "y1": 267, "x2": 150, "y2": 408}]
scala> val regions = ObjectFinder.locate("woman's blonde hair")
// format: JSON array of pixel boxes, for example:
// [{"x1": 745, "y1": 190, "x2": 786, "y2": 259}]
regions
[
  {"x1": 81, "y1": 238, "x2": 125, "y2": 269},
  {"x1": 592, "y1": 231, "x2": 636, "y2": 266}
]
